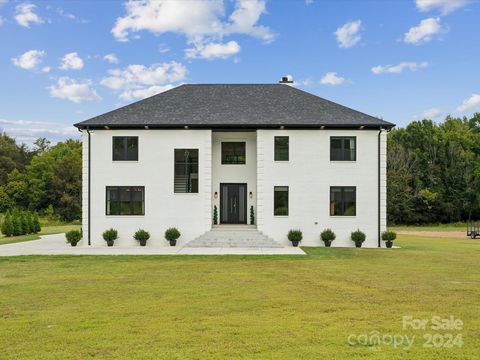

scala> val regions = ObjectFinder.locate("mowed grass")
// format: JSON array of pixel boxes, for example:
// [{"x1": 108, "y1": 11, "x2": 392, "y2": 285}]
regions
[
  {"x1": 0, "y1": 224, "x2": 81, "y2": 245},
  {"x1": 391, "y1": 222, "x2": 466, "y2": 232},
  {"x1": 0, "y1": 235, "x2": 479, "y2": 359}
]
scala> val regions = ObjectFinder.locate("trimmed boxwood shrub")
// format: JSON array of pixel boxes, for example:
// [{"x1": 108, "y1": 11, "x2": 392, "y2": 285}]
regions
[
  {"x1": 134, "y1": 229, "x2": 150, "y2": 243},
  {"x1": 381, "y1": 231, "x2": 397, "y2": 242},
  {"x1": 165, "y1": 227, "x2": 181, "y2": 242},
  {"x1": 287, "y1": 229, "x2": 303, "y2": 242},
  {"x1": 321, "y1": 229, "x2": 336, "y2": 244},
  {"x1": 102, "y1": 228, "x2": 118, "y2": 242},
  {"x1": 66, "y1": 230, "x2": 82, "y2": 245},
  {"x1": 351, "y1": 229, "x2": 366, "y2": 247}
]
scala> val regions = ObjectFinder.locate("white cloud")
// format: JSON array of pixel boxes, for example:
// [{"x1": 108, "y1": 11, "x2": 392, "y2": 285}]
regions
[
  {"x1": 158, "y1": 43, "x2": 170, "y2": 53},
  {"x1": 334, "y1": 20, "x2": 362, "y2": 48},
  {"x1": 416, "y1": 0, "x2": 470, "y2": 15},
  {"x1": 371, "y1": 61, "x2": 428, "y2": 74},
  {"x1": 15, "y1": 3, "x2": 43, "y2": 28},
  {"x1": 49, "y1": 77, "x2": 101, "y2": 103},
  {"x1": 119, "y1": 84, "x2": 175, "y2": 101},
  {"x1": 457, "y1": 94, "x2": 480, "y2": 112},
  {"x1": 404, "y1": 17, "x2": 444, "y2": 45},
  {"x1": 59, "y1": 52, "x2": 84, "y2": 70},
  {"x1": 111, "y1": 0, "x2": 274, "y2": 58},
  {"x1": 103, "y1": 53, "x2": 119, "y2": 64},
  {"x1": 101, "y1": 61, "x2": 187, "y2": 101},
  {"x1": 0, "y1": 16, "x2": 4, "y2": 26},
  {"x1": 12, "y1": 50, "x2": 45, "y2": 70},
  {"x1": 41, "y1": 66, "x2": 51, "y2": 73},
  {"x1": 417, "y1": 107, "x2": 442, "y2": 119},
  {"x1": 185, "y1": 40, "x2": 240, "y2": 60},
  {"x1": 0, "y1": 118, "x2": 79, "y2": 146},
  {"x1": 320, "y1": 72, "x2": 345, "y2": 86}
]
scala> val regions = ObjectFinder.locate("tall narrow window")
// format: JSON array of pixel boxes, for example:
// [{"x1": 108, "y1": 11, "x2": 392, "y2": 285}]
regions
[
  {"x1": 222, "y1": 142, "x2": 246, "y2": 164},
  {"x1": 274, "y1": 186, "x2": 289, "y2": 216},
  {"x1": 106, "y1": 186, "x2": 144, "y2": 215},
  {"x1": 274, "y1": 136, "x2": 289, "y2": 161},
  {"x1": 330, "y1": 186, "x2": 356, "y2": 216},
  {"x1": 330, "y1": 137, "x2": 356, "y2": 161},
  {"x1": 113, "y1": 136, "x2": 138, "y2": 161},
  {"x1": 174, "y1": 149, "x2": 199, "y2": 193}
]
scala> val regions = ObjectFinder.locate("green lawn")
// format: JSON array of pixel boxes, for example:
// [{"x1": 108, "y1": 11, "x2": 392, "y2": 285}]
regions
[
  {"x1": 0, "y1": 235, "x2": 479, "y2": 359},
  {"x1": 391, "y1": 222, "x2": 466, "y2": 232},
  {"x1": 0, "y1": 224, "x2": 81, "y2": 245}
]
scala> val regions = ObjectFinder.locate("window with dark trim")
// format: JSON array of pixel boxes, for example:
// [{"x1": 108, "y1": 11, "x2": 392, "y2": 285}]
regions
[
  {"x1": 106, "y1": 186, "x2": 144, "y2": 215},
  {"x1": 221, "y1": 142, "x2": 246, "y2": 164},
  {"x1": 330, "y1": 137, "x2": 356, "y2": 161},
  {"x1": 113, "y1": 136, "x2": 138, "y2": 161},
  {"x1": 330, "y1": 186, "x2": 356, "y2": 216},
  {"x1": 174, "y1": 149, "x2": 199, "y2": 193},
  {"x1": 274, "y1": 136, "x2": 289, "y2": 161},
  {"x1": 274, "y1": 186, "x2": 289, "y2": 216}
]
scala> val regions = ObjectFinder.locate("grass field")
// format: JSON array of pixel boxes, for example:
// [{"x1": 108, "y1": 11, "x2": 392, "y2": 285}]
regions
[
  {"x1": 390, "y1": 222, "x2": 466, "y2": 232},
  {"x1": 0, "y1": 224, "x2": 81, "y2": 246},
  {"x1": 0, "y1": 234, "x2": 479, "y2": 359}
]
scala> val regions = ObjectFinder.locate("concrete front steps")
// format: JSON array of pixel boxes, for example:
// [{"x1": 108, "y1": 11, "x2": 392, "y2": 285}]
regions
[{"x1": 186, "y1": 225, "x2": 283, "y2": 248}]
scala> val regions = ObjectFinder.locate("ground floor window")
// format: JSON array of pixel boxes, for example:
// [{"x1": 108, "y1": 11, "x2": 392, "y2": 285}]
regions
[
  {"x1": 106, "y1": 186, "x2": 145, "y2": 215},
  {"x1": 274, "y1": 186, "x2": 289, "y2": 216},
  {"x1": 330, "y1": 186, "x2": 356, "y2": 216}
]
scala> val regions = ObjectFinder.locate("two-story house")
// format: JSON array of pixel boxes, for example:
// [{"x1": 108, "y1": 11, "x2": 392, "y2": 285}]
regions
[{"x1": 74, "y1": 79, "x2": 395, "y2": 248}]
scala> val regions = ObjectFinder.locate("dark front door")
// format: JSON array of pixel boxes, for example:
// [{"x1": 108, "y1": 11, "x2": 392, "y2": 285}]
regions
[{"x1": 220, "y1": 183, "x2": 247, "y2": 224}]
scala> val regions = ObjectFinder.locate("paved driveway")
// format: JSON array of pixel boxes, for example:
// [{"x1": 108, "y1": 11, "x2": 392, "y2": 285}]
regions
[{"x1": 0, "y1": 234, "x2": 306, "y2": 256}]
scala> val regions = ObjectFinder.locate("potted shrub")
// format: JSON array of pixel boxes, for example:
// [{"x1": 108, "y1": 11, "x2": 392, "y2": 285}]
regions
[
  {"x1": 382, "y1": 231, "x2": 397, "y2": 248},
  {"x1": 288, "y1": 229, "x2": 302, "y2": 247},
  {"x1": 351, "y1": 229, "x2": 366, "y2": 248},
  {"x1": 320, "y1": 229, "x2": 336, "y2": 247},
  {"x1": 103, "y1": 228, "x2": 118, "y2": 247},
  {"x1": 134, "y1": 229, "x2": 150, "y2": 246},
  {"x1": 65, "y1": 229, "x2": 82, "y2": 247},
  {"x1": 165, "y1": 227, "x2": 180, "y2": 246}
]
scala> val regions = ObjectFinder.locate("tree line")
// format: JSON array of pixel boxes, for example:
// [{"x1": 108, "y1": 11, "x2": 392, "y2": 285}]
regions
[
  {"x1": 1, "y1": 114, "x2": 479, "y2": 225},
  {"x1": 0, "y1": 135, "x2": 81, "y2": 222}
]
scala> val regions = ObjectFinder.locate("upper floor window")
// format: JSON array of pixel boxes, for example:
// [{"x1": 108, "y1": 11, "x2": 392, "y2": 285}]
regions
[
  {"x1": 330, "y1": 186, "x2": 356, "y2": 216},
  {"x1": 330, "y1": 137, "x2": 356, "y2": 161},
  {"x1": 274, "y1": 136, "x2": 289, "y2": 161},
  {"x1": 222, "y1": 142, "x2": 246, "y2": 164},
  {"x1": 174, "y1": 149, "x2": 199, "y2": 193},
  {"x1": 113, "y1": 136, "x2": 138, "y2": 161},
  {"x1": 106, "y1": 186, "x2": 144, "y2": 215},
  {"x1": 274, "y1": 186, "x2": 289, "y2": 216}
]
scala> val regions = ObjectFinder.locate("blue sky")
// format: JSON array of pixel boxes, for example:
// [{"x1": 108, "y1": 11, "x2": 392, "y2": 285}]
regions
[{"x1": 0, "y1": 0, "x2": 479, "y2": 145}]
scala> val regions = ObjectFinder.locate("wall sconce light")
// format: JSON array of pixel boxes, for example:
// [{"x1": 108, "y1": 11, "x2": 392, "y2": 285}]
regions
[
  {"x1": 214, "y1": 191, "x2": 218, "y2": 199},
  {"x1": 249, "y1": 191, "x2": 253, "y2": 198}
]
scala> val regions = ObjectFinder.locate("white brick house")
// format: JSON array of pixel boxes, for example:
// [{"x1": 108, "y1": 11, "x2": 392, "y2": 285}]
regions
[{"x1": 74, "y1": 81, "x2": 394, "y2": 248}]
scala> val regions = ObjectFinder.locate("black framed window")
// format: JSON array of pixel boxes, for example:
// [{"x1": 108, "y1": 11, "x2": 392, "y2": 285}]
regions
[
  {"x1": 222, "y1": 142, "x2": 246, "y2": 164},
  {"x1": 106, "y1": 186, "x2": 144, "y2": 215},
  {"x1": 274, "y1": 136, "x2": 289, "y2": 161},
  {"x1": 113, "y1": 136, "x2": 138, "y2": 161},
  {"x1": 330, "y1": 186, "x2": 356, "y2": 216},
  {"x1": 174, "y1": 149, "x2": 199, "y2": 193},
  {"x1": 330, "y1": 137, "x2": 356, "y2": 161},
  {"x1": 274, "y1": 186, "x2": 289, "y2": 216}
]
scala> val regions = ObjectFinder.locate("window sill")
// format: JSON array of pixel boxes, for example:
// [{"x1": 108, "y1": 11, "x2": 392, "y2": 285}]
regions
[
  {"x1": 174, "y1": 193, "x2": 199, "y2": 195},
  {"x1": 274, "y1": 215, "x2": 289, "y2": 218},
  {"x1": 274, "y1": 160, "x2": 289, "y2": 163},
  {"x1": 329, "y1": 215, "x2": 357, "y2": 218},
  {"x1": 106, "y1": 215, "x2": 145, "y2": 217},
  {"x1": 329, "y1": 161, "x2": 356, "y2": 163},
  {"x1": 112, "y1": 161, "x2": 139, "y2": 163}
]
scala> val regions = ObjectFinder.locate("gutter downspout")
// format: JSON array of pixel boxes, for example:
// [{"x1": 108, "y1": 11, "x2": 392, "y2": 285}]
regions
[
  {"x1": 378, "y1": 128, "x2": 382, "y2": 248},
  {"x1": 86, "y1": 128, "x2": 91, "y2": 246}
]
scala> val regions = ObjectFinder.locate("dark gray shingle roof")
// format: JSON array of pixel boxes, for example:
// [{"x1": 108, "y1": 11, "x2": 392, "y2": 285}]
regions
[{"x1": 74, "y1": 84, "x2": 394, "y2": 129}]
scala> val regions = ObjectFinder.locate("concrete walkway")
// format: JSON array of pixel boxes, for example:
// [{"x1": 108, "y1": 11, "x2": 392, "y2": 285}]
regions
[{"x1": 0, "y1": 233, "x2": 306, "y2": 256}]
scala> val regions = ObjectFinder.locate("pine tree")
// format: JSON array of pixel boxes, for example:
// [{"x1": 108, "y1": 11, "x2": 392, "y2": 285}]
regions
[
  {"x1": 20, "y1": 211, "x2": 29, "y2": 235},
  {"x1": 1, "y1": 211, "x2": 14, "y2": 237},
  {"x1": 26, "y1": 212, "x2": 35, "y2": 234},
  {"x1": 12, "y1": 213, "x2": 22, "y2": 236}
]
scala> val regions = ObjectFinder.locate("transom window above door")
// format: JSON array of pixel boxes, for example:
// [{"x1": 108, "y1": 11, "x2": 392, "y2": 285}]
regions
[
  {"x1": 222, "y1": 142, "x2": 246, "y2": 164},
  {"x1": 113, "y1": 136, "x2": 138, "y2": 161}
]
